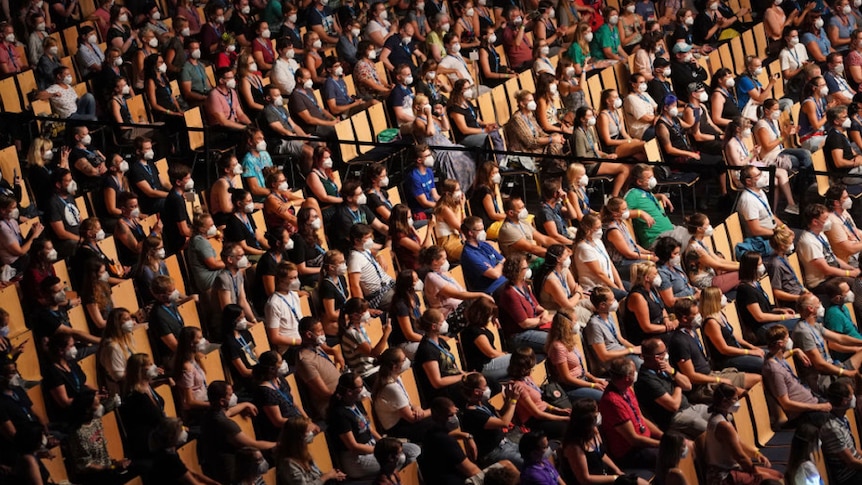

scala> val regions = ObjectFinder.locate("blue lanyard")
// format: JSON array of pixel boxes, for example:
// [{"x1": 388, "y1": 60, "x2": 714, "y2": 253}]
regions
[
  {"x1": 753, "y1": 281, "x2": 771, "y2": 303},
  {"x1": 634, "y1": 187, "x2": 664, "y2": 213},
  {"x1": 597, "y1": 316, "x2": 617, "y2": 339},
  {"x1": 813, "y1": 232, "x2": 836, "y2": 260},
  {"x1": 237, "y1": 334, "x2": 259, "y2": 364},
  {"x1": 521, "y1": 112, "x2": 538, "y2": 136},
  {"x1": 271, "y1": 378, "x2": 295, "y2": 406},
  {"x1": 744, "y1": 188, "x2": 774, "y2": 220},
  {"x1": 513, "y1": 284, "x2": 534, "y2": 307},
  {"x1": 57, "y1": 195, "x2": 81, "y2": 224},
  {"x1": 163, "y1": 304, "x2": 183, "y2": 324},
  {"x1": 840, "y1": 213, "x2": 861, "y2": 241},
  {"x1": 315, "y1": 347, "x2": 333, "y2": 363},
  {"x1": 428, "y1": 337, "x2": 455, "y2": 361},
  {"x1": 589, "y1": 240, "x2": 612, "y2": 275},
  {"x1": 347, "y1": 207, "x2": 364, "y2": 224},
  {"x1": 236, "y1": 213, "x2": 259, "y2": 247},
  {"x1": 580, "y1": 127, "x2": 597, "y2": 154},
  {"x1": 684, "y1": 328, "x2": 706, "y2": 357},
  {"x1": 554, "y1": 271, "x2": 570, "y2": 296},
  {"x1": 777, "y1": 256, "x2": 801, "y2": 285},
  {"x1": 619, "y1": 388, "x2": 646, "y2": 432},
  {"x1": 735, "y1": 137, "x2": 749, "y2": 158},
  {"x1": 361, "y1": 250, "x2": 385, "y2": 282},
  {"x1": 348, "y1": 404, "x2": 371, "y2": 430},
  {"x1": 275, "y1": 291, "x2": 301, "y2": 323}
]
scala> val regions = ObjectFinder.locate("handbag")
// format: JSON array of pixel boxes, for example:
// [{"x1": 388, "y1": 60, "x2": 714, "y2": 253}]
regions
[{"x1": 541, "y1": 381, "x2": 572, "y2": 409}]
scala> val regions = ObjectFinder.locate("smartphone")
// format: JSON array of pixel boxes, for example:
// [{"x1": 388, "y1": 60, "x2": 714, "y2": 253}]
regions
[{"x1": 773, "y1": 73, "x2": 780, "y2": 79}]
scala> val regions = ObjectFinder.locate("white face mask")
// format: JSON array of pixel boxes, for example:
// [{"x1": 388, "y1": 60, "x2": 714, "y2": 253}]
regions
[
  {"x1": 524, "y1": 268, "x2": 533, "y2": 280},
  {"x1": 423, "y1": 155, "x2": 435, "y2": 167},
  {"x1": 518, "y1": 208, "x2": 529, "y2": 220},
  {"x1": 47, "y1": 248, "x2": 58, "y2": 261},
  {"x1": 227, "y1": 393, "x2": 238, "y2": 408},
  {"x1": 148, "y1": 37, "x2": 159, "y2": 48},
  {"x1": 277, "y1": 181, "x2": 289, "y2": 192},
  {"x1": 668, "y1": 107, "x2": 679, "y2": 118},
  {"x1": 67, "y1": 180, "x2": 78, "y2": 195},
  {"x1": 488, "y1": 33, "x2": 497, "y2": 44},
  {"x1": 181, "y1": 27, "x2": 191, "y2": 37},
  {"x1": 158, "y1": 63, "x2": 168, "y2": 74},
  {"x1": 757, "y1": 263, "x2": 767, "y2": 277},
  {"x1": 244, "y1": 202, "x2": 254, "y2": 213},
  {"x1": 725, "y1": 78, "x2": 735, "y2": 88},
  {"x1": 146, "y1": 364, "x2": 159, "y2": 379},
  {"x1": 843, "y1": 198, "x2": 853, "y2": 210},
  {"x1": 356, "y1": 193, "x2": 368, "y2": 205},
  {"x1": 527, "y1": 100, "x2": 537, "y2": 111},
  {"x1": 741, "y1": 128, "x2": 752, "y2": 138},
  {"x1": 585, "y1": 32, "x2": 594, "y2": 42},
  {"x1": 225, "y1": 78, "x2": 237, "y2": 89},
  {"x1": 63, "y1": 75, "x2": 73, "y2": 85},
  {"x1": 608, "y1": 15, "x2": 619, "y2": 24},
  {"x1": 620, "y1": 209, "x2": 630, "y2": 220},
  {"x1": 647, "y1": 176, "x2": 658, "y2": 190},
  {"x1": 191, "y1": 48, "x2": 201, "y2": 59},
  {"x1": 121, "y1": 320, "x2": 134, "y2": 333},
  {"x1": 118, "y1": 13, "x2": 129, "y2": 22},
  {"x1": 414, "y1": 279, "x2": 424, "y2": 292},
  {"x1": 278, "y1": 360, "x2": 290, "y2": 376},
  {"x1": 579, "y1": 174, "x2": 589, "y2": 187},
  {"x1": 652, "y1": 275, "x2": 662, "y2": 287},
  {"x1": 256, "y1": 140, "x2": 267, "y2": 152},
  {"x1": 311, "y1": 218, "x2": 322, "y2": 230},
  {"x1": 87, "y1": 34, "x2": 97, "y2": 44},
  {"x1": 816, "y1": 305, "x2": 826, "y2": 318},
  {"x1": 845, "y1": 4, "x2": 853, "y2": 14},
  {"x1": 313, "y1": 39, "x2": 323, "y2": 49},
  {"x1": 728, "y1": 401, "x2": 742, "y2": 413},
  {"x1": 303, "y1": 79, "x2": 314, "y2": 89},
  {"x1": 540, "y1": 45, "x2": 549, "y2": 56},
  {"x1": 184, "y1": 179, "x2": 194, "y2": 191},
  {"x1": 440, "y1": 259, "x2": 451, "y2": 273},
  {"x1": 93, "y1": 403, "x2": 106, "y2": 418},
  {"x1": 48, "y1": 45, "x2": 58, "y2": 55},
  {"x1": 438, "y1": 320, "x2": 450, "y2": 334},
  {"x1": 663, "y1": 67, "x2": 672, "y2": 77},
  {"x1": 698, "y1": 91, "x2": 708, "y2": 102},
  {"x1": 65, "y1": 346, "x2": 79, "y2": 361},
  {"x1": 249, "y1": 62, "x2": 258, "y2": 72},
  {"x1": 315, "y1": 334, "x2": 327, "y2": 346},
  {"x1": 99, "y1": 271, "x2": 110, "y2": 282},
  {"x1": 367, "y1": 49, "x2": 376, "y2": 60},
  {"x1": 404, "y1": 75, "x2": 414, "y2": 85},
  {"x1": 463, "y1": 88, "x2": 474, "y2": 98},
  {"x1": 593, "y1": 228, "x2": 603, "y2": 240},
  {"x1": 336, "y1": 262, "x2": 347, "y2": 276},
  {"x1": 235, "y1": 318, "x2": 248, "y2": 331},
  {"x1": 846, "y1": 291, "x2": 856, "y2": 303},
  {"x1": 196, "y1": 338, "x2": 209, "y2": 353},
  {"x1": 206, "y1": 225, "x2": 218, "y2": 237},
  {"x1": 823, "y1": 219, "x2": 834, "y2": 232},
  {"x1": 323, "y1": 157, "x2": 334, "y2": 169},
  {"x1": 587, "y1": 116, "x2": 596, "y2": 126},
  {"x1": 720, "y1": 295, "x2": 728, "y2": 308},
  {"x1": 638, "y1": 82, "x2": 648, "y2": 93},
  {"x1": 815, "y1": 18, "x2": 825, "y2": 29},
  {"x1": 236, "y1": 255, "x2": 250, "y2": 268},
  {"x1": 169, "y1": 289, "x2": 181, "y2": 302},
  {"x1": 289, "y1": 279, "x2": 301, "y2": 291},
  {"x1": 95, "y1": 229, "x2": 106, "y2": 241},
  {"x1": 843, "y1": 118, "x2": 853, "y2": 129},
  {"x1": 363, "y1": 238, "x2": 374, "y2": 251}
]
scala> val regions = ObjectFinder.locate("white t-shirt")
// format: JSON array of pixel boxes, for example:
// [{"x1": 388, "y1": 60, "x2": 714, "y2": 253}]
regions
[
  {"x1": 574, "y1": 240, "x2": 613, "y2": 291},
  {"x1": 265, "y1": 290, "x2": 302, "y2": 353},
  {"x1": 797, "y1": 230, "x2": 834, "y2": 288},
  {"x1": 373, "y1": 378, "x2": 411, "y2": 431},
  {"x1": 439, "y1": 53, "x2": 474, "y2": 84},
  {"x1": 45, "y1": 84, "x2": 79, "y2": 118},
  {"x1": 737, "y1": 188, "x2": 776, "y2": 236},
  {"x1": 348, "y1": 249, "x2": 394, "y2": 297},
  {"x1": 825, "y1": 211, "x2": 860, "y2": 266},
  {"x1": 779, "y1": 44, "x2": 809, "y2": 72},
  {"x1": 271, "y1": 58, "x2": 299, "y2": 95}
]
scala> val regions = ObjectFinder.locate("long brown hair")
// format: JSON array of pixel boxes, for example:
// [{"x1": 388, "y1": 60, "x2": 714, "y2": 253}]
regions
[
  {"x1": 546, "y1": 310, "x2": 577, "y2": 353},
  {"x1": 277, "y1": 416, "x2": 314, "y2": 470}
]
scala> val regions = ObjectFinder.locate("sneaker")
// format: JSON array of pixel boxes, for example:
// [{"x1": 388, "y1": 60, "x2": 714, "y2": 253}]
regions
[{"x1": 785, "y1": 204, "x2": 800, "y2": 215}]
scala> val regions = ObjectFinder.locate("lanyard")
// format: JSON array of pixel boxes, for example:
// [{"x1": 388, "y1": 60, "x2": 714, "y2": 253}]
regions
[
  {"x1": 329, "y1": 276, "x2": 347, "y2": 301},
  {"x1": 221, "y1": 88, "x2": 235, "y2": 119},
  {"x1": 604, "y1": 110, "x2": 622, "y2": 134},
  {"x1": 348, "y1": 404, "x2": 371, "y2": 430},
  {"x1": 271, "y1": 378, "x2": 295, "y2": 406},
  {"x1": 766, "y1": 119, "x2": 784, "y2": 150},
  {"x1": 361, "y1": 250, "x2": 385, "y2": 283},
  {"x1": 237, "y1": 334, "x2": 259, "y2": 364},
  {"x1": 513, "y1": 283, "x2": 535, "y2": 308},
  {"x1": 633, "y1": 187, "x2": 664, "y2": 214},
  {"x1": 753, "y1": 281, "x2": 771, "y2": 303},
  {"x1": 841, "y1": 213, "x2": 861, "y2": 241},
  {"x1": 236, "y1": 213, "x2": 258, "y2": 246},
  {"x1": 554, "y1": 270, "x2": 570, "y2": 296},
  {"x1": 589, "y1": 240, "x2": 612, "y2": 276},
  {"x1": 597, "y1": 315, "x2": 618, "y2": 339},
  {"x1": 580, "y1": 126, "x2": 597, "y2": 154},
  {"x1": 718, "y1": 86, "x2": 737, "y2": 104},
  {"x1": 813, "y1": 232, "x2": 837, "y2": 262},
  {"x1": 347, "y1": 206, "x2": 365, "y2": 224},
  {"x1": 619, "y1": 388, "x2": 646, "y2": 432},
  {"x1": 735, "y1": 137, "x2": 749, "y2": 158},
  {"x1": 428, "y1": 337, "x2": 456, "y2": 361},
  {"x1": 777, "y1": 256, "x2": 801, "y2": 285},
  {"x1": 3, "y1": 219, "x2": 21, "y2": 244},
  {"x1": 744, "y1": 188, "x2": 774, "y2": 220},
  {"x1": 614, "y1": 221, "x2": 638, "y2": 255},
  {"x1": 521, "y1": 112, "x2": 538, "y2": 137},
  {"x1": 257, "y1": 38, "x2": 274, "y2": 57},
  {"x1": 163, "y1": 304, "x2": 183, "y2": 324},
  {"x1": 684, "y1": 328, "x2": 707, "y2": 358},
  {"x1": 275, "y1": 291, "x2": 301, "y2": 323},
  {"x1": 57, "y1": 195, "x2": 81, "y2": 224},
  {"x1": 808, "y1": 323, "x2": 829, "y2": 358}
]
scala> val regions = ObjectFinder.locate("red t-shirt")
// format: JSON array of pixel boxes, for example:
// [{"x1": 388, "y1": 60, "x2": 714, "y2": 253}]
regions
[{"x1": 598, "y1": 385, "x2": 651, "y2": 459}]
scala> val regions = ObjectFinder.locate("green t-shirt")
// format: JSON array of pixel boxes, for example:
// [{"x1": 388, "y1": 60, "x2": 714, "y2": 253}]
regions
[
  {"x1": 824, "y1": 304, "x2": 862, "y2": 340},
  {"x1": 624, "y1": 187, "x2": 673, "y2": 247},
  {"x1": 590, "y1": 24, "x2": 621, "y2": 60},
  {"x1": 567, "y1": 41, "x2": 588, "y2": 66},
  {"x1": 262, "y1": 0, "x2": 283, "y2": 26}
]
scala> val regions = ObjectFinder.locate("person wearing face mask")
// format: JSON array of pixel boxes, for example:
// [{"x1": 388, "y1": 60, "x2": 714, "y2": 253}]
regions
[
  {"x1": 762, "y1": 325, "x2": 831, "y2": 429},
  {"x1": 618, "y1": 0, "x2": 644, "y2": 55},
  {"x1": 149, "y1": 417, "x2": 220, "y2": 485},
  {"x1": 147, "y1": 268, "x2": 196, "y2": 356},
  {"x1": 74, "y1": 26, "x2": 105, "y2": 80},
  {"x1": 824, "y1": 106, "x2": 862, "y2": 188},
  {"x1": 381, "y1": 22, "x2": 426, "y2": 80},
  {"x1": 212, "y1": 243, "x2": 260, "y2": 338},
  {"x1": 692, "y1": 0, "x2": 734, "y2": 47},
  {"x1": 199, "y1": 380, "x2": 276, "y2": 483},
  {"x1": 798, "y1": 203, "x2": 861, "y2": 296},
  {"x1": 251, "y1": 350, "x2": 313, "y2": 443},
  {"x1": 823, "y1": 281, "x2": 862, "y2": 357},
  {"x1": 316, "y1": 250, "x2": 350, "y2": 336},
  {"x1": 390, "y1": 64, "x2": 418, "y2": 126},
  {"x1": 390, "y1": 204, "x2": 433, "y2": 272},
  {"x1": 134, "y1": 27, "x2": 163, "y2": 92},
  {"x1": 830, "y1": 0, "x2": 859, "y2": 52},
  {"x1": 206, "y1": 67, "x2": 252, "y2": 133},
  {"x1": 354, "y1": 40, "x2": 396, "y2": 102},
  {"x1": 178, "y1": 38, "x2": 213, "y2": 107},
  {"x1": 518, "y1": 431, "x2": 564, "y2": 485},
  {"x1": 295, "y1": 316, "x2": 343, "y2": 418},
  {"x1": 186, "y1": 212, "x2": 225, "y2": 297},
  {"x1": 80, "y1": 260, "x2": 115, "y2": 331},
  {"x1": 459, "y1": 373, "x2": 524, "y2": 469},
  {"x1": 818, "y1": 380, "x2": 862, "y2": 485},
  {"x1": 43, "y1": 332, "x2": 98, "y2": 427},
  {"x1": 623, "y1": 73, "x2": 659, "y2": 141},
  {"x1": 45, "y1": 168, "x2": 82, "y2": 258},
  {"x1": 26, "y1": 12, "x2": 49, "y2": 66},
  {"x1": 590, "y1": 6, "x2": 628, "y2": 62},
  {"x1": 221, "y1": 303, "x2": 261, "y2": 394},
  {"x1": 545, "y1": 310, "x2": 605, "y2": 402},
  {"x1": 372, "y1": 347, "x2": 433, "y2": 442},
  {"x1": 823, "y1": 184, "x2": 862, "y2": 269},
  {"x1": 68, "y1": 217, "x2": 122, "y2": 292},
  {"x1": 669, "y1": 299, "x2": 758, "y2": 405},
  {"x1": 339, "y1": 296, "x2": 390, "y2": 383},
  {"x1": 0, "y1": 195, "x2": 43, "y2": 273},
  {"x1": 597, "y1": 357, "x2": 664, "y2": 469},
  {"x1": 735, "y1": 250, "x2": 801, "y2": 345},
  {"x1": 500, "y1": 6, "x2": 534, "y2": 70},
  {"x1": 781, "y1": 27, "x2": 813, "y2": 97},
  {"x1": 96, "y1": 308, "x2": 138, "y2": 394},
  {"x1": 110, "y1": 191, "x2": 146, "y2": 266},
  {"x1": 327, "y1": 372, "x2": 421, "y2": 479},
  {"x1": 346, "y1": 224, "x2": 396, "y2": 311},
  {"x1": 666, "y1": 43, "x2": 708, "y2": 105},
  {"x1": 652, "y1": 236, "x2": 699, "y2": 309},
  {"x1": 31, "y1": 275, "x2": 96, "y2": 350},
  {"x1": 735, "y1": 165, "x2": 788, "y2": 243},
  {"x1": 495, "y1": 254, "x2": 552, "y2": 353},
  {"x1": 624, "y1": 164, "x2": 687, "y2": 248},
  {"x1": 422, "y1": 244, "x2": 495, "y2": 329},
  {"x1": 240, "y1": 127, "x2": 275, "y2": 203},
  {"x1": 119, "y1": 352, "x2": 173, "y2": 463},
  {"x1": 633, "y1": 337, "x2": 708, "y2": 440},
  {"x1": 0, "y1": 360, "x2": 50, "y2": 454},
  {"x1": 362, "y1": 163, "x2": 396, "y2": 223},
  {"x1": 289, "y1": 67, "x2": 339, "y2": 140},
  {"x1": 460, "y1": 216, "x2": 506, "y2": 293},
  {"x1": 223, "y1": 188, "x2": 269, "y2": 261},
  {"x1": 303, "y1": 31, "x2": 328, "y2": 87},
  {"x1": 763, "y1": 227, "x2": 809, "y2": 309},
  {"x1": 330, "y1": 179, "x2": 388, "y2": 254},
  {"x1": 276, "y1": 416, "x2": 347, "y2": 484},
  {"x1": 386, "y1": 272, "x2": 422, "y2": 360},
  {"x1": 163, "y1": 17, "x2": 190, "y2": 75},
  {"x1": 432, "y1": 179, "x2": 469, "y2": 261},
  {"x1": 504, "y1": 90, "x2": 565, "y2": 171},
  {"x1": 657, "y1": 94, "x2": 722, "y2": 173},
  {"x1": 624, "y1": 260, "x2": 677, "y2": 345},
  {"x1": 39, "y1": 66, "x2": 97, "y2": 120},
  {"x1": 497, "y1": 196, "x2": 554, "y2": 263},
  {"x1": 283, "y1": 206, "x2": 327, "y2": 289},
  {"x1": 600, "y1": 197, "x2": 655, "y2": 282},
  {"x1": 200, "y1": 4, "x2": 227, "y2": 57},
  {"x1": 158, "y1": 164, "x2": 194, "y2": 257},
  {"x1": 585, "y1": 287, "x2": 644, "y2": 374},
  {"x1": 21, "y1": 238, "x2": 61, "y2": 308},
  {"x1": 417, "y1": 58, "x2": 450, "y2": 109},
  {"x1": 66, "y1": 389, "x2": 132, "y2": 481},
  {"x1": 173, "y1": 326, "x2": 214, "y2": 424},
  {"x1": 421, "y1": 395, "x2": 520, "y2": 485},
  {"x1": 36, "y1": 36, "x2": 62, "y2": 90},
  {"x1": 791, "y1": 292, "x2": 862, "y2": 393},
  {"x1": 259, "y1": 86, "x2": 314, "y2": 168},
  {"x1": 66, "y1": 125, "x2": 107, "y2": 194},
  {"x1": 335, "y1": 18, "x2": 362, "y2": 70},
  {"x1": 645, "y1": 56, "x2": 672, "y2": 102},
  {"x1": 307, "y1": 0, "x2": 341, "y2": 45},
  {"x1": 414, "y1": 307, "x2": 470, "y2": 402},
  {"x1": 682, "y1": 214, "x2": 740, "y2": 293},
  {"x1": 264, "y1": 261, "x2": 305, "y2": 357},
  {"x1": 323, "y1": 56, "x2": 374, "y2": 118},
  {"x1": 447, "y1": 79, "x2": 504, "y2": 155}
]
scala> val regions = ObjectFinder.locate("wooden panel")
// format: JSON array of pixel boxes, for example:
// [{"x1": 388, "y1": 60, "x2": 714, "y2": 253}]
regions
[
  {"x1": 724, "y1": 212, "x2": 744, "y2": 255},
  {"x1": 376, "y1": 247, "x2": 397, "y2": 280},
  {"x1": 1, "y1": 283, "x2": 27, "y2": 337},
  {"x1": 79, "y1": 353, "x2": 98, "y2": 388},
  {"x1": 183, "y1": 107, "x2": 205, "y2": 151},
  {"x1": 41, "y1": 445, "x2": 70, "y2": 483},
  {"x1": 154, "y1": 382, "x2": 177, "y2": 417},
  {"x1": 748, "y1": 382, "x2": 774, "y2": 448},
  {"x1": 27, "y1": 383, "x2": 48, "y2": 423},
  {"x1": 249, "y1": 321, "x2": 270, "y2": 353},
  {"x1": 54, "y1": 260, "x2": 71, "y2": 289},
  {"x1": 178, "y1": 299, "x2": 201, "y2": 329},
  {"x1": 492, "y1": 84, "x2": 510, "y2": 125},
  {"x1": 0, "y1": 76, "x2": 21, "y2": 113},
  {"x1": 230, "y1": 412, "x2": 256, "y2": 439},
  {"x1": 132, "y1": 324, "x2": 153, "y2": 359},
  {"x1": 164, "y1": 254, "x2": 186, "y2": 296},
  {"x1": 335, "y1": 119, "x2": 357, "y2": 162},
  {"x1": 352, "y1": 112, "x2": 373, "y2": 154},
  {"x1": 367, "y1": 101, "x2": 389, "y2": 136},
  {"x1": 103, "y1": 410, "x2": 126, "y2": 460},
  {"x1": 734, "y1": 395, "x2": 757, "y2": 449},
  {"x1": 309, "y1": 431, "x2": 333, "y2": 471},
  {"x1": 201, "y1": 348, "x2": 226, "y2": 382},
  {"x1": 178, "y1": 440, "x2": 203, "y2": 474},
  {"x1": 111, "y1": 278, "x2": 139, "y2": 314}
]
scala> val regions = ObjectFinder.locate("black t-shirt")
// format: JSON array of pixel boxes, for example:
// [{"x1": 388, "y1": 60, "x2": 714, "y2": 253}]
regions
[
  {"x1": 327, "y1": 403, "x2": 373, "y2": 452},
  {"x1": 253, "y1": 252, "x2": 280, "y2": 315},
  {"x1": 149, "y1": 303, "x2": 185, "y2": 365},
  {"x1": 414, "y1": 337, "x2": 459, "y2": 401},
  {"x1": 668, "y1": 329, "x2": 712, "y2": 375},
  {"x1": 735, "y1": 282, "x2": 772, "y2": 332},
  {"x1": 365, "y1": 190, "x2": 392, "y2": 219},
  {"x1": 419, "y1": 426, "x2": 468, "y2": 485},
  {"x1": 252, "y1": 379, "x2": 303, "y2": 442},
  {"x1": 161, "y1": 190, "x2": 190, "y2": 256},
  {"x1": 223, "y1": 330, "x2": 257, "y2": 392},
  {"x1": 43, "y1": 361, "x2": 86, "y2": 424},
  {"x1": 0, "y1": 387, "x2": 40, "y2": 432},
  {"x1": 388, "y1": 295, "x2": 420, "y2": 347},
  {"x1": 287, "y1": 234, "x2": 325, "y2": 288},
  {"x1": 30, "y1": 307, "x2": 72, "y2": 346},
  {"x1": 128, "y1": 160, "x2": 163, "y2": 214},
  {"x1": 224, "y1": 213, "x2": 261, "y2": 250},
  {"x1": 460, "y1": 403, "x2": 504, "y2": 458},
  {"x1": 632, "y1": 367, "x2": 690, "y2": 430},
  {"x1": 328, "y1": 204, "x2": 377, "y2": 253},
  {"x1": 148, "y1": 449, "x2": 188, "y2": 484},
  {"x1": 119, "y1": 388, "x2": 165, "y2": 459},
  {"x1": 460, "y1": 326, "x2": 494, "y2": 372},
  {"x1": 468, "y1": 185, "x2": 496, "y2": 228},
  {"x1": 824, "y1": 128, "x2": 854, "y2": 174},
  {"x1": 319, "y1": 276, "x2": 349, "y2": 323},
  {"x1": 199, "y1": 409, "x2": 242, "y2": 484},
  {"x1": 449, "y1": 104, "x2": 480, "y2": 143}
]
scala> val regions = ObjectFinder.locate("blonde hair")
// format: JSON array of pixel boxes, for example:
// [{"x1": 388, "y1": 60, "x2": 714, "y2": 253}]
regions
[
  {"x1": 413, "y1": 93, "x2": 430, "y2": 114},
  {"x1": 700, "y1": 286, "x2": 723, "y2": 317},
  {"x1": 27, "y1": 137, "x2": 53, "y2": 168},
  {"x1": 566, "y1": 163, "x2": 586, "y2": 188},
  {"x1": 630, "y1": 261, "x2": 657, "y2": 287}
]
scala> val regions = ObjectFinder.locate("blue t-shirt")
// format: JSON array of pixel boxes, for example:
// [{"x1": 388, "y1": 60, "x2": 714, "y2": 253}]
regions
[
  {"x1": 657, "y1": 264, "x2": 696, "y2": 298},
  {"x1": 389, "y1": 84, "x2": 414, "y2": 121},
  {"x1": 405, "y1": 166, "x2": 435, "y2": 212},
  {"x1": 242, "y1": 150, "x2": 273, "y2": 200},
  {"x1": 735, "y1": 74, "x2": 760, "y2": 111},
  {"x1": 801, "y1": 30, "x2": 832, "y2": 59},
  {"x1": 461, "y1": 242, "x2": 507, "y2": 294},
  {"x1": 323, "y1": 77, "x2": 352, "y2": 106},
  {"x1": 635, "y1": 0, "x2": 656, "y2": 22},
  {"x1": 307, "y1": 6, "x2": 336, "y2": 34},
  {"x1": 829, "y1": 15, "x2": 857, "y2": 51}
]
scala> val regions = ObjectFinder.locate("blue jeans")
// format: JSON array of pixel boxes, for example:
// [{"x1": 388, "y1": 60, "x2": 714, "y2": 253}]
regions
[
  {"x1": 755, "y1": 318, "x2": 799, "y2": 343},
  {"x1": 481, "y1": 438, "x2": 524, "y2": 469},
  {"x1": 565, "y1": 385, "x2": 604, "y2": 402},
  {"x1": 611, "y1": 286, "x2": 628, "y2": 301},
  {"x1": 720, "y1": 354, "x2": 764, "y2": 373},
  {"x1": 782, "y1": 148, "x2": 813, "y2": 171},
  {"x1": 481, "y1": 354, "x2": 512, "y2": 382},
  {"x1": 69, "y1": 93, "x2": 97, "y2": 120},
  {"x1": 509, "y1": 330, "x2": 548, "y2": 354}
]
